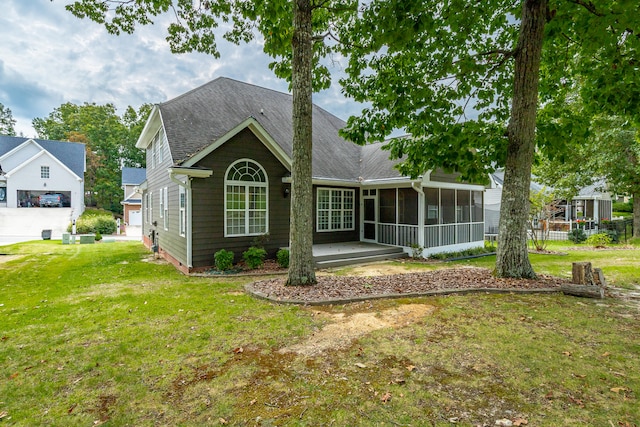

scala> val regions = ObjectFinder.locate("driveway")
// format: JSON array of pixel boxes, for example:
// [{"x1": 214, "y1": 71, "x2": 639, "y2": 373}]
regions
[{"x1": 0, "y1": 208, "x2": 73, "y2": 242}]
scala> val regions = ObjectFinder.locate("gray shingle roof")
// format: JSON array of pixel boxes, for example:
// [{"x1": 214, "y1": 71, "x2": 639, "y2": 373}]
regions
[
  {"x1": 576, "y1": 178, "x2": 609, "y2": 198},
  {"x1": 159, "y1": 77, "x2": 365, "y2": 181},
  {"x1": 491, "y1": 169, "x2": 544, "y2": 193},
  {"x1": 122, "y1": 167, "x2": 146, "y2": 185},
  {"x1": 0, "y1": 135, "x2": 85, "y2": 178},
  {"x1": 360, "y1": 139, "x2": 409, "y2": 181}
]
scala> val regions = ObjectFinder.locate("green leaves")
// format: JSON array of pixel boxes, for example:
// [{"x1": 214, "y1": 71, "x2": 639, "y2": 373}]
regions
[
  {"x1": 0, "y1": 103, "x2": 16, "y2": 136},
  {"x1": 339, "y1": 0, "x2": 519, "y2": 179},
  {"x1": 33, "y1": 102, "x2": 150, "y2": 212}
]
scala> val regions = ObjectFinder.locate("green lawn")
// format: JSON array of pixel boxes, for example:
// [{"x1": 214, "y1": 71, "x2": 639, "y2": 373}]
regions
[{"x1": 1, "y1": 240, "x2": 639, "y2": 426}]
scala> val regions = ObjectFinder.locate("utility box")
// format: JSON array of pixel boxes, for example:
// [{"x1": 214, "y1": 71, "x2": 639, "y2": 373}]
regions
[
  {"x1": 80, "y1": 234, "x2": 95, "y2": 244},
  {"x1": 41, "y1": 230, "x2": 52, "y2": 240},
  {"x1": 62, "y1": 233, "x2": 70, "y2": 244}
]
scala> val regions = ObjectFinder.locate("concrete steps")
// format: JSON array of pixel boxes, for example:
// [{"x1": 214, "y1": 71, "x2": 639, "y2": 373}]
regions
[{"x1": 314, "y1": 246, "x2": 406, "y2": 269}]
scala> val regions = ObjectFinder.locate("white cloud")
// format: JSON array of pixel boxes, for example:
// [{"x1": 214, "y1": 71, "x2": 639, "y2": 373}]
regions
[{"x1": 0, "y1": 0, "x2": 370, "y2": 139}]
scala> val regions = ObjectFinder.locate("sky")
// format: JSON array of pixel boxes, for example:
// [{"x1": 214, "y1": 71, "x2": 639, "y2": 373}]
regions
[{"x1": 0, "y1": 0, "x2": 359, "y2": 138}]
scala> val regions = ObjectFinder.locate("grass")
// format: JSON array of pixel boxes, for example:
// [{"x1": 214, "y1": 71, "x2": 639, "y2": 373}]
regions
[{"x1": 1, "y1": 240, "x2": 639, "y2": 426}]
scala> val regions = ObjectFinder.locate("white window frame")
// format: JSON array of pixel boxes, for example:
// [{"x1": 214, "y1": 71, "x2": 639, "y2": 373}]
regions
[
  {"x1": 163, "y1": 187, "x2": 169, "y2": 230},
  {"x1": 41, "y1": 166, "x2": 50, "y2": 179},
  {"x1": 316, "y1": 188, "x2": 355, "y2": 232},
  {"x1": 179, "y1": 186, "x2": 186, "y2": 237},
  {"x1": 224, "y1": 159, "x2": 269, "y2": 237},
  {"x1": 144, "y1": 192, "x2": 149, "y2": 224},
  {"x1": 149, "y1": 191, "x2": 153, "y2": 224}
]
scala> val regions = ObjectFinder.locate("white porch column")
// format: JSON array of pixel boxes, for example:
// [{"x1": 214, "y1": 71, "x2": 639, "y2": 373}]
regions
[{"x1": 412, "y1": 182, "x2": 425, "y2": 248}]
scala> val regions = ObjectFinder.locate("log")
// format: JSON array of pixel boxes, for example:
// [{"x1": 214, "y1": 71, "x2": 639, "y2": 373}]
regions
[
  {"x1": 561, "y1": 284, "x2": 605, "y2": 299},
  {"x1": 572, "y1": 262, "x2": 594, "y2": 285}
]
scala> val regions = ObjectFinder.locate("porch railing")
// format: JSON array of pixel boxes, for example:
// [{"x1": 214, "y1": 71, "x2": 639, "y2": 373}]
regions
[
  {"x1": 377, "y1": 222, "x2": 484, "y2": 248},
  {"x1": 425, "y1": 222, "x2": 484, "y2": 248},
  {"x1": 378, "y1": 223, "x2": 419, "y2": 247}
]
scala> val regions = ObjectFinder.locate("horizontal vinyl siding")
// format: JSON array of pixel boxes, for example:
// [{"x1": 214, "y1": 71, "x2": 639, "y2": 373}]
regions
[
  {"x1": 143, "y1": 125, "x2": 188, "y2": 267},
  {"x1": 190, "y1": 128, "x2": 290, "y2": 267}
]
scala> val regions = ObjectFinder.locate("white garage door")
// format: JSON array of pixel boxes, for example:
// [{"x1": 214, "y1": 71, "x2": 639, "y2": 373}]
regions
[{"x1": 129, "y1": 210, "x2": 142, "y2": 226}]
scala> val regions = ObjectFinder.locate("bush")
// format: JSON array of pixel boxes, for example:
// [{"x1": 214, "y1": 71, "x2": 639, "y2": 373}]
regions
[
  {"x1": 612, "y1": 200, "x2": 633, "y2": 213},
  {"x1": 214, "y1": 249, "x2": 234, "y2": 271},
  {"x1": 68, "y1": 213, "x2": 117, "y2": 235},
  {"x1": 567, "y1": 228, "x2": 587, "y2": 243},
  {"x1": 603, "y1": 229, "x2": 619, "y2": 243},
  {"x1": 276, "y1": 249, "x2": 290, "y2": 268},
  {"x1": 94, "y1": 231, "x2": 102, "y2": 241},
  {"x1": 95, "y1": 217, "x2": 117, "y2": 235},
  {"x1": 586, "y1": 233, "x2": 612, "y2": 248},
  {"x1": 243, "y1": 246, "x2": 267, "y2": 269},
  {"x1": 410, "y1": 244, "x2": 423, "y2": 259}
]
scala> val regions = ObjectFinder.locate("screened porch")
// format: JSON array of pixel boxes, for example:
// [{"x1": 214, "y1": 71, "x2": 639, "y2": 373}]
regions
[{"x1": 362, "y1": 186, "x2": 485, "y2": 252}]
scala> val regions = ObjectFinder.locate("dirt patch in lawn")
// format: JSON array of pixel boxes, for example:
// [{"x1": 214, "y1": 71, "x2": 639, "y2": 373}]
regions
[
  {"x1": 280, "y1": 303, "x2": 435, "y2": 356},
  {"x1": 0, "y1": 254, "x2": 23, "y2": 264}
]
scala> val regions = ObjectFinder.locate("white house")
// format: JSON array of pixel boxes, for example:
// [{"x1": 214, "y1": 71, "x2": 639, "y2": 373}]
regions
[{"x1": 0, "y1": 136, "x2": 85, "y2": 237}]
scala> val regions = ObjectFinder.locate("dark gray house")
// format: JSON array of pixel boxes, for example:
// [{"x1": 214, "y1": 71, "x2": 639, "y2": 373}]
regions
[{"x1": 136, "y1": 77, "x2": 485, "y2": 273}]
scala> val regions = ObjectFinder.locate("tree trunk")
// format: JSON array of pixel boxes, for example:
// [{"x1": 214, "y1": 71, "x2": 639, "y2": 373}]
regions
[
  {"x1": 286, "y1": 0, "x2": 317, "y2": 286},
  {"x1": 634, "y1": 191, "x2": 639, "y2": 238},
  {"x1": 495, "y1": 0, "x2": 547, "y2": 279}
]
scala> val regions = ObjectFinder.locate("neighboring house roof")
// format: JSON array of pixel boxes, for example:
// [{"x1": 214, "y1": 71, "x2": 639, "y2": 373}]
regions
[
  {"x1": 0, "y1": 135, "x2": 85, "y2": 178},
  {"x1": 490, "y1": 169, "x2": 545, "y2": 193},
  {"x1": 490, "y1": 169, "x2": 610, "y2": 199},
  {"x1": 122, "y1": 167, "x2": 146, "y2": 185},
  {"x1": 576, "y1": 178, "x2": 609, "y2": 198},
  {"x1": 156, "y1": 77, "x2": 366, "y2": 182}
]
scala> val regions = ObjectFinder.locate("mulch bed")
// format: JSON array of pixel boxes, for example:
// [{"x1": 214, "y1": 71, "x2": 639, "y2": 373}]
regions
[{"x1": 246, "y1": 266, "x2": 569, "y2": 305}]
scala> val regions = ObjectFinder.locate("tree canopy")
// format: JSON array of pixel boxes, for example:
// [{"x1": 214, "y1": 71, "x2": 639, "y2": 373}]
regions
[
  {"x1": 339, "y1": 0, "x2": 640, "y2": 277},
  {"x1": 33, "y1": 102, "x2": 150, "y2": 212},
  {"x1": 0, "y1": 103, "x2": 17, "y2": 136},
  {"x1": 535, "y1": 113, "x2": 640, "y2": 237}
]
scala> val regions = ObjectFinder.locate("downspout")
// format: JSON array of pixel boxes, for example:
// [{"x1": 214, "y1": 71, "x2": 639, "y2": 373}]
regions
[{"x1": 170, "y1": 173, "x2": 193, "y2": 269}]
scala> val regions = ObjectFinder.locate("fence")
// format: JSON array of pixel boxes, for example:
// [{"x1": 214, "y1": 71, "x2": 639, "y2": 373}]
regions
[{"x1": 530, "y1": 219, "x2": 634, "y2": 242}]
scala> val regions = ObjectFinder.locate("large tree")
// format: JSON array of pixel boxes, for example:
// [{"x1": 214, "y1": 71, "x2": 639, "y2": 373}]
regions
[
  {"x1": 0, "y1": 103, "x2": 17, "y2": 136},
  {"x1": 339, "y1": 0, "x2": 640, "y2": 278},
  {"x1": 65, "y1": 0, "x2": 355, "y2": 285},
  {"x1": 33, "y1": 102, "x2": 149, "y2": 212},
  {"x1": 536, "y1": 114, "x2": 640, "y2": 238}
]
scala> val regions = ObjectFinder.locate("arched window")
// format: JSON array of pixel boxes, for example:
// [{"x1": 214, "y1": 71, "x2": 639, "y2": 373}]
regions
[{"x1": 224, "y1": 159, "x2": 268, "y2": 236}]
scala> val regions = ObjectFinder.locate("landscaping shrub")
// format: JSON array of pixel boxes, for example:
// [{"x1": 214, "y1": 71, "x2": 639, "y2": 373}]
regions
[
  {"x1": 603, "y1": 229, "x2": 619, "y2": 243},
  {"x1": 94, "y1": 231, "x2": 103, "y2": 241},
  {"x1": 68, "y1": 215, "x2": 117, "y2": 235},
  {"x1": 428, "y1": 246, "x2": 494, "y2": 260},
  {"x1": 612, "y1": 200, "x2": 633, "y2": 213},
  {"x1": 214, "y1": 249, "x2": 234, "y2": 271},
  {"x1": 94, "y1": 217, "x2": 117, "y2": 234},
  {"x1": 243, "y1": 246, "x2": 267, "y2": 269},
  {"x1": 567, "y1": 228, "x2": 587, "y2": 243},
  {"x1": 410, "y1": 244, "x2": 423, "y2": 259},
  {"x1": 586, "y1": 233, "x2": 612, "y2": 248},
  {"x1": 276, "y1": 248, "x2": 290, "y2": 268}
]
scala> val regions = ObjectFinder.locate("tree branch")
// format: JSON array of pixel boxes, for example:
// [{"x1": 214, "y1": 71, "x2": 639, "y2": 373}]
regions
[{"x1": 567, "y1": 0, "x2": 604, "y2": 17}]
